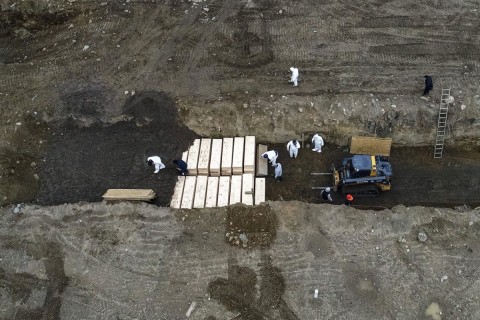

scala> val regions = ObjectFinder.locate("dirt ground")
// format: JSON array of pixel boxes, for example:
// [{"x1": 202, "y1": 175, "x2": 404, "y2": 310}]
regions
[
  {"x1": 265, "y1": 141, "x2": 480, "y2": 209},
  {"x1": 1, "y1": 0, "x2": 480, "y2": 319},
  {"x1": 1, "y1": 202, "x2": 479, "y2": 320}
]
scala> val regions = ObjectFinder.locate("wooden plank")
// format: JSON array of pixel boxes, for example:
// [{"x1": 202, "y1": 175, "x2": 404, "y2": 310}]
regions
[
  {"x1": 217, "y1": 176, "x2": 231, "y2": 207},
  {"x1": 181, "y1": 176, "x2": 197, "y2": 209},
  {"x1": 209, "y1": 139, "x2": 222, "y2": 176},
  {"x1": 242, "y1": 173, "x2": 254, "y2": 205},
  {"x1": 170, "y1": 176, "x2": 186, "y2": 208},
  {"x1": 350, "y1": 136, "x2": 392, "y2": 156},
  {"x1": 205, "y1": 177, "x2": 219, "y2": 208},
  {"x1": 232, "y1": 137, "x2": 245, "y2": 174},
  {"x1": 187, "y1": 139, "x2": 201, "y2": 175},
  {"x1": 244, "y1": 136, "x2": 256, "y2": 173},
  {"x1": 221, "y1": 138, "x2": 233, "y2": 175},
  {"x1": 256, "y1": 144, "x2": 268, "y2": 176},
  {"x1": 254, "y1": 178, "x2": 266, "y2": 205},
  {"x1": 181, "y1": 151, "x2": 188, "y2": 162},
  {"x1": 103, "y1": 189, "x2": 156, "y2": 201},
  {"x1": 197, "y1": 139, "x2": 212, "y2": 175},
  {"x1": 193, "y1": 176, "x2": 208, "y2": 208},
  {"x1": 229, "y1": 175, "x2": 242, "y2": 205}
]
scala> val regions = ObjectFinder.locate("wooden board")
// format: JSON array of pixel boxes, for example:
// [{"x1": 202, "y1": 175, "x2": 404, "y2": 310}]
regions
[
  {"x1": 254, "y1": 178, "x2": 266, "y2": 205},
  {"x1": 244, "y1": 136, "x2": 256, "y2": 173},
  {"x1": 221, "y1": 138, "x2": 233, "y2": 175},
  {"x1": 217, "y1": 176, "x2": 231, "y2": 207},
  {"x1": 229, "y1": 175, "x2": 242, "y2": 205},
  {"x1": 102, "y1": 189, "x2": 156, "y2": 201},
  {"x1": 181, "y1": 176, "x2": 197, "y2": 209},
  {"x1": 242, "y1": 173, "x2": 254, "y2": 205},
  {"x1": 193, "y1": 175, "x2": 208, "y2": 208},
  {"x1": 256, "y1": 144, "x2": 268, "y2": 176},
  {"x1": 209, "y1": 139, "x2": 222, "y2": 176},
  {"x1": 187, "y1": 139, "x2": 201, "y2": 175},
  {"x1": 170, "y1": 176, "x2": 186, "y2": 208},
  {"x1": 350, "y1": 136, "x2": 392, "y2": 156},
  {"x1": 232, "y1": 137, "x2": 245, "y2": 175},
  {"x1": 181, "y1": 151, "x2": 188, "y2": 162},
  {"x1": 197, "y1": 139, "x2": 212, "y2": 175},
  {"x1": 205, "y1": 177, "x2": 219, "y2": 208}
]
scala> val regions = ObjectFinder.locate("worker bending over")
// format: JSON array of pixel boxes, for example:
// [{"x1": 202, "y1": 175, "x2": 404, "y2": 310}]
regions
[
  {"x1": 261, "y1": 150, "x2": 278, "y2": 166},
  {"x1": 147, "y1": 156, "x2": 166, "y2": 173},
  {"x1": 286, "y1": 139, "x2": 301, "y2": 158},
  {"x1": 173, "y1": 159, "x2": 189, "y2": 176}
]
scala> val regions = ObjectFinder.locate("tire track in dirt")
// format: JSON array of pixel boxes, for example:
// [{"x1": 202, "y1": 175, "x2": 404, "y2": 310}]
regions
[{"x1": 177, "y1": 0, "x2": 243, "y2": 94}]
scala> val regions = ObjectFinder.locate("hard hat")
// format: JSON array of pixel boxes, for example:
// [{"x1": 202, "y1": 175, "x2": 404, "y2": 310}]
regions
[
  {"x1": 346, "y1": 194, "x2": 353, "y2": 201},
  {"x1": 325, "y1": 187, "x2": 331, "y2": 192}
]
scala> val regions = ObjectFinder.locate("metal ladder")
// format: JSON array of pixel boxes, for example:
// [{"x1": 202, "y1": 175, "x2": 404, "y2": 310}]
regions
[{"x1": 433, "y1": 88, "x2": 450, "y2": 159}]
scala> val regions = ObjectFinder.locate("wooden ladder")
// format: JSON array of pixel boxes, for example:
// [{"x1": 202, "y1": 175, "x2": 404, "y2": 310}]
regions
[{"x1": 433, "y1": 88, "x2": 450, "y2": 159}]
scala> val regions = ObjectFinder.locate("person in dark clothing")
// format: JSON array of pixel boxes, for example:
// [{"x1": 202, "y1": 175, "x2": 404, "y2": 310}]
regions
[
  {"x1": 423, "y1": 75, "x2": 433, "y2": 95},
  {"x1": 173, "y1": 159, "x2": 189, "y2": 176},
  {"x1": 321, "y1": 187, "x2": 333, "y2": 203},
  {"x1": 345, "y1": 194, "x2": 354, "y2": 206}
]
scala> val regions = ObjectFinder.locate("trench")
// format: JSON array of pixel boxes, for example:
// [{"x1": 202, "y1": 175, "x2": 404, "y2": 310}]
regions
[{"x1": 9, "y1": 91, "x2": 479, "y2": 209}]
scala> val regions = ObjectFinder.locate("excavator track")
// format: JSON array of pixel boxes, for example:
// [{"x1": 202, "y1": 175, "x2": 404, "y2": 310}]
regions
[{"x1": 340, "y1": 184, "x2": 380, "y2": 197}]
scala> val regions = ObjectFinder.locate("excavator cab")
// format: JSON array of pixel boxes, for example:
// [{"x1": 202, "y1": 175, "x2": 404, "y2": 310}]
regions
[{"x1": 333, "y1": 137, "x2": 393, "y2": 197}]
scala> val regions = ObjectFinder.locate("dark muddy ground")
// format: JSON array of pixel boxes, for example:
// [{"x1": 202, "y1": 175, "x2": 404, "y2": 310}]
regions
[
  {"x1": 265, "y1": 140, "x2": 480, "y2": 209},
  {"x1": 36, "y1": 92, "x2": 198, "y2": 206}
]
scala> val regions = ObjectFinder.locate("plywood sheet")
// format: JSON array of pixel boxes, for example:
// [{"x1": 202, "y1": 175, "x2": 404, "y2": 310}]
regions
[
  {"x1": 193, "y1": 175, "x2": 208, "y2": 208},
  {"x1": 209, "y1": 139, "x2": 222, "y2": 176},
  {"x1": 254, "y1": 178, "x2": 266, "y2": 205},
  {"x1": 350, "y1": 136, "x2": 392, "y2": 156},
  {"x1": 205, "y1": 177, "x2": 219, "y2": 208},
  {"x1": 187, "y1": 139, "x2": 201, "y2": 175},
  {"x1": 221, "y1": 138, "x2": 233, "y2": 175},
  {"x1": 256, "y1": 144, "x2": 268, "y2": 176},
  {"x1": 181, "y1": 176, "x2": 197, "y2": 209},
  {"x1": 197, "y1": 139, "x2": 212, "y2": 175},
  {"x1": 170, "y1": 176, "x2": 186, "y2": 208},
  {"x1": 102, "y1": 189, "x2": 156, "y2": 201},
  {"x1": 229, "y1": 175, "x2": 242, "y2": 205},
  {"x1": 244, "y1": 136, "x2": 256, "y2": 173},
  {"x1": 242, "y1": 173, "x2": 254, "y2": 205},
  {"x1": 232, "y1": 137, "x2": 244, "y2": 174},
  {"x1": 217, "y1": 176, "x2": 231, "y2": 207}
]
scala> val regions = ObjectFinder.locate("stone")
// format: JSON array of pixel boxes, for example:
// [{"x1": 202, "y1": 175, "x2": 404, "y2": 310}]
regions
[
  {"x1": 83, "y1": 45, "x2": 90, "y2": 51},
  {"x1": 239, "y1": 233, "x2": 248, "y2": 243},
  {"x1": 33, "y1": 174, "x2": 40, "y2": 180},
  {"x1": 440, "y1": 275, "x2": 448, "y2": 282},
  {"x1": 460, "y1": 104, "x2": 466, "y2": 110},
  {"x1": 417, "y1": 231, "x2": 428, "y2": 242}
]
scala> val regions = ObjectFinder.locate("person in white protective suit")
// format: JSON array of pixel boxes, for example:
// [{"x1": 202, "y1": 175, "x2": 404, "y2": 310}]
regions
[
  {"x1": 311, "y1": 134, "x2": 324, "y2": 153},
  {"x1": 286, "y1": 139, "x2": 301, "y2": 158},
  {"x1": 261, "y1": 150, "x2": 278, "y2": 167},
  {"x1": 289, "y1": 67, "x2": 299, "y2": 86},
  {"x1": 147, "y1": 156, "x2": 166, "y2": 173},
  {"x1": 274, "y1": 163, "x2": 283, "y2": 182}
]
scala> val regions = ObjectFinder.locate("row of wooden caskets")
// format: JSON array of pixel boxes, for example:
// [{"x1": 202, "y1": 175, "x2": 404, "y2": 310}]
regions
[{"x1": 171, "y1": 136, "x2": 268, "y2": 209}]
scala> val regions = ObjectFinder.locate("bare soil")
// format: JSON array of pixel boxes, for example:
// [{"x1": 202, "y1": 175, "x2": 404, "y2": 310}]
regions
[
  {"x1": 265, "y1": 141, "x2": 480, "y2": 208},
  {"x1": 1, "y1": 0, "x2": 480, "y2": 319}
]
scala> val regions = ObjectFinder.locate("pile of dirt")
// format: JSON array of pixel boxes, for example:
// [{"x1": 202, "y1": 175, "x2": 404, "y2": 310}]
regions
[
  {"x1": 36, "y1": 92, "x2": 198, "y2": 206},
  {"x1": 225, "y1": 204, "x2": 277, "y2": 248}
]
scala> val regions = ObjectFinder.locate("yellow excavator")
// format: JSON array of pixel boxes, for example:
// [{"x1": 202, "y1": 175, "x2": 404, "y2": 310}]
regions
[{"x1": 332, "y1": 137, "x2": 393, "y2": 197}]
